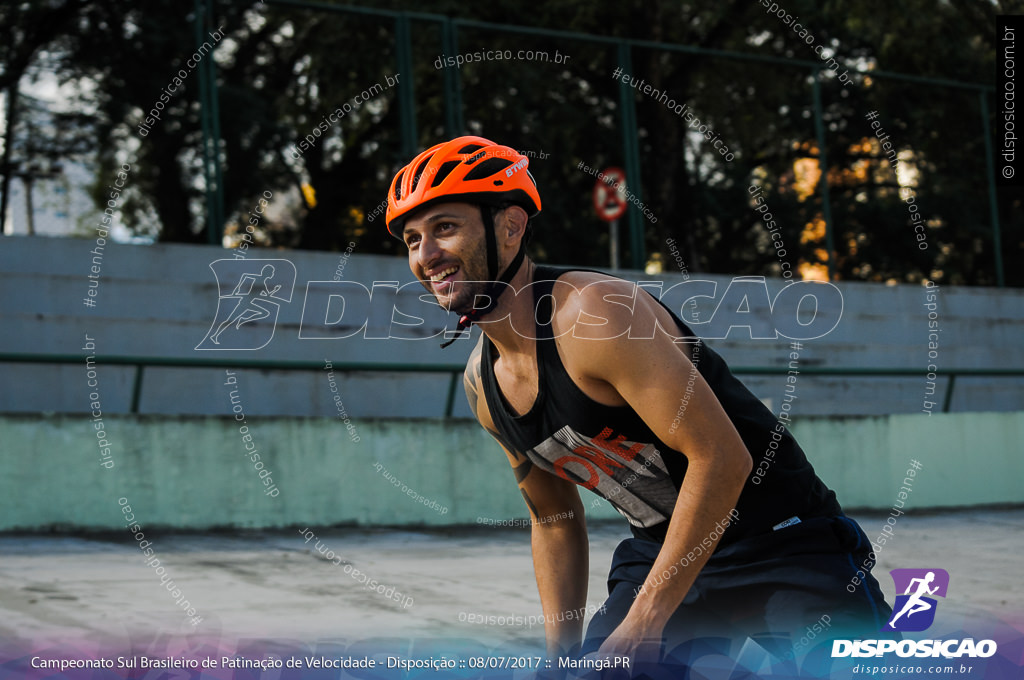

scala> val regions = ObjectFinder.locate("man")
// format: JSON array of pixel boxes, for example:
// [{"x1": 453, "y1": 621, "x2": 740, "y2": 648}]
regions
[{"x1": 384, "y1": 136, "x2": 891, "y2": 663}]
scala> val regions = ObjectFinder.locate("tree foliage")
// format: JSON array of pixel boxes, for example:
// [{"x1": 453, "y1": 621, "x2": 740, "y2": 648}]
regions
[{"x1": 2, "y1": 0, "x2": 1019, "y2": 286}]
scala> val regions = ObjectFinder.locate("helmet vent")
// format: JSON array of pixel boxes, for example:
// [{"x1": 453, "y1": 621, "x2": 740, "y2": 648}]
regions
[
  {"x1": 430, "y1": 160, "x2": 461, "y2": 187},
  {"x1": 410, "y1": 157, "x2": 432, "y2": 192},
  {"x1": 457, "y1": 143, "x2": 484, "y2": 154},
  {"x1": 464, "y1": 157, "x2": 512, "y2": 181},
  {"x1": 392, "y1": 170, "x2": 406, "y2": 201},
  {"x1": 465, "y1": 151, "x2": 486, "y2": 165}
]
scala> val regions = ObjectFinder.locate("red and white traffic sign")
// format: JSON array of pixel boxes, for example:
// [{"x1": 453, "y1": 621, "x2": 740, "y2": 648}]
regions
[{"x1": 592, "y1": 167, "x2": 628, "y2": 222}]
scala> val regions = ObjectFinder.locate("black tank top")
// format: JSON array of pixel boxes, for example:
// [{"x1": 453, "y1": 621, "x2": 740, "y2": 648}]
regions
[{"x1": 480, "y1": 265, "x2": 842, "y2": 545}]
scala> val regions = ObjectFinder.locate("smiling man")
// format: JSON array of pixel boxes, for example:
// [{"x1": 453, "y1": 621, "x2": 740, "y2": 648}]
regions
[{"x1": 384, "y1": 136, "x2": 891, "y2": 664}]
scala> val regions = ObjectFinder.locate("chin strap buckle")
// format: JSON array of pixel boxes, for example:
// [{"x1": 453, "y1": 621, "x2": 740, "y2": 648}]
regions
[{"x1": 440, "y1": 314, "x2": 473, "y2": 349}]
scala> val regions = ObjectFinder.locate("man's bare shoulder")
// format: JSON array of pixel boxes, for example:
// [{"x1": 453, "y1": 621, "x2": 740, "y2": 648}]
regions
[
  {"x1": 465, "y1": 332, "x2": 485, "y2": 377},
  {"x1": 463, "y1": 333, "x2": 487, "y2": 421},
  {"x1": 546, "y1": 270, "x2": 648, "y2": 342},
  {"x1": 548, "y1": 269, "x2": 630, "y2": 294}
]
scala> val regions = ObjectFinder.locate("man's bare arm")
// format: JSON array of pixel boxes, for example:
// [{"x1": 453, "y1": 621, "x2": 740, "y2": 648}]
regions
[
  {"x1": 524, "y1": 463, "x2": 588, "y2": 657},
  {"x1": 463, "y1": 336, "x2": 589, "y2": 657},
  {"x1": 557, "y1": 276, "x2": 752, "y2": 656}
]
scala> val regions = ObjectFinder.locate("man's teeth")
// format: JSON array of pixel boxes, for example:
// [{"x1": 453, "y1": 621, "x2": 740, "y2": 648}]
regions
[{"x1": 430, "y1": 266, "x2": 458, "y2": 282}]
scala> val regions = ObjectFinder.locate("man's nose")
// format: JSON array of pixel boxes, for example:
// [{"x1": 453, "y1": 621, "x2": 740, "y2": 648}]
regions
[{"x1": 417, "y1": 234, "x2": 442, "y2": 269}]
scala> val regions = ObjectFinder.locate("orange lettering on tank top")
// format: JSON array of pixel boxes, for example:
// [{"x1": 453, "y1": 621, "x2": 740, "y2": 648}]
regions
[
  {"x1": 591, "y1": 427, "x2": 644, "y2": 462},
  {"x1": 554, "y1": 427, "x2": 642, "y2": 489}
]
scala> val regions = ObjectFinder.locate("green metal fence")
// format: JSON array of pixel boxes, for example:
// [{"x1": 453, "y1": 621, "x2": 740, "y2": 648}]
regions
[
  {"x1": 192, "y1": 0, "x2": 1003, "y2": 283},
  {"x1": 5, "y1": 352, "x2": 1021, "y2": 417}
]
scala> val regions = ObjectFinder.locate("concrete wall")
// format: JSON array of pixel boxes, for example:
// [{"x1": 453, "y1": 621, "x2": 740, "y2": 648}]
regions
[
  {"x1": 1, "y1": 412, "x2": 1020, "y2": 532},
  {"x1": 2, "y1": 234, "x2": 1023, "y2": 417}
]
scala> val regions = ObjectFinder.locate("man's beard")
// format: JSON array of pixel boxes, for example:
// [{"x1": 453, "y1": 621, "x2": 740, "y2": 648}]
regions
[
  {"x1": 447, "y1": 279, "x2": 492, "y2": 316},
  {"x1": 426, "y1": 234, "x2": 491, "y2": 316}
]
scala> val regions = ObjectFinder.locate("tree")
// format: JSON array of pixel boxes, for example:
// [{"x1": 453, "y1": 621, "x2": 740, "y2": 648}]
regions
[
  {"x1": 0, "y1": 0, "x2": 90, "y2": 231},
  {"x1": 6, "y1": 0, "x2": 1016, "y2": 286}
]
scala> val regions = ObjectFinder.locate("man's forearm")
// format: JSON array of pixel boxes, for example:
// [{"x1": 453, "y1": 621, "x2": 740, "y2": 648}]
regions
[
  {"x1": 532, "y1": 514, "x2": 589, "y2": 657},
  {"x1": 627, "y1": 454, "x2": 750, "y2": 634}
]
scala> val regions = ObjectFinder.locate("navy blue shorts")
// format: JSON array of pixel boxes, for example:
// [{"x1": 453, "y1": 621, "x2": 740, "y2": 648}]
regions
[{"x1": 581, "y1": 515, "x2": 892, "y2": 657}]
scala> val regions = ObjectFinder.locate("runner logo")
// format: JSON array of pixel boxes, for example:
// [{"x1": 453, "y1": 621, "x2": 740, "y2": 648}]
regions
[
  {"x1": 196, "y1": 259, "x2": 296, "y2": 350},
  {"x1": 883, "y1": 568, "x2": 949, "y2": 632},
  {"x1": 832, "y1": 565, "x2": 995, "y2": 660}
]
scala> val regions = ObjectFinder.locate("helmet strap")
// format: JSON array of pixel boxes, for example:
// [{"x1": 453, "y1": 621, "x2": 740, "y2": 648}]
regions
[
  {"x1": 482, "y1": 204, "x2": 499, "y2": 281},
  {"x1": 439, "y1": 205, "x2": 526, "y2": 349}
]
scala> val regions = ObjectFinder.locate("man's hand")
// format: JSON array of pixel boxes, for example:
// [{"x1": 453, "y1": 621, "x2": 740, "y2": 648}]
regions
[{"x1": 595, "y1": 614, "x2": 662, "y2": 668}]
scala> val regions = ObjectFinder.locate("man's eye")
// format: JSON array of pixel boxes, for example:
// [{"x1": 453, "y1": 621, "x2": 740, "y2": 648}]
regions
[{"x1": 406, "y1": 235, "x2": 420, "y2": 247}]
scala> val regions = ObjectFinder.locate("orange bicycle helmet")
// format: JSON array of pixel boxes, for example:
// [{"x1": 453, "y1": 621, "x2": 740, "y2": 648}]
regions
[{"x1": 386, "y1": 136, "x2": 541, "y2": 238}]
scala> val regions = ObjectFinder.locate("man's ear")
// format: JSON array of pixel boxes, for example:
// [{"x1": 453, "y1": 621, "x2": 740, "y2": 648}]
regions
[{"x1": 502, "y1": 205, "x2": 529, "y2": 245}]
